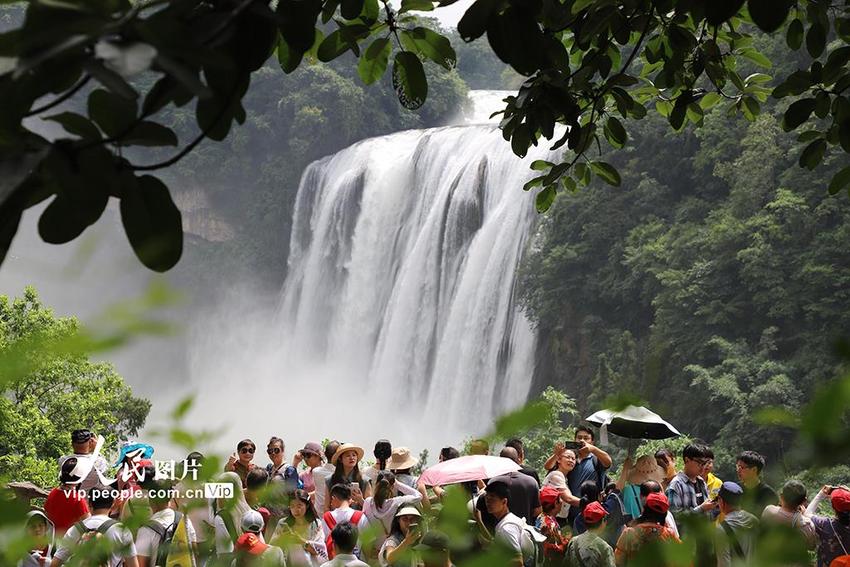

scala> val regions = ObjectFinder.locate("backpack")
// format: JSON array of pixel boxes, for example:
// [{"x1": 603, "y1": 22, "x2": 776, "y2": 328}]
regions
[
  {"x1": 142, "y1": 511, "x2": 183, "y2": 567},
  {"x1": 323, "y1": 510, "x2": 363, "y2": 559},
  {"x1": 830, "y1": 520, "x2": 850, "y2": 567},
  {"x1": 74, "y1": 519, "x2": 120, "y2": 567},
  {"x1": 499, "y1": 514, "x2": 545, "y2": 567}
]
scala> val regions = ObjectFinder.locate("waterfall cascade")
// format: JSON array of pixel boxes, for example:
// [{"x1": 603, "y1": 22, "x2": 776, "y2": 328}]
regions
[{"x1": 189, "y1": 91, "x2": 557, "y2": 448}]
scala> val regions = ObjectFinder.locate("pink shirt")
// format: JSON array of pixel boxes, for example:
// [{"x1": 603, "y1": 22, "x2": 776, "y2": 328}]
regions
[{"x1": 300, "y1": 469, "x2": 316, "y2": 493}]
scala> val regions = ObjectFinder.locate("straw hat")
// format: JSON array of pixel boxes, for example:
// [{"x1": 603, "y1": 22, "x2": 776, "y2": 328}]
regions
[
  {"x1": 388, "y1": 447, "x2": 418, "y2": 470},
  {"x1": 331, "y1": 443, "x2": 365, "y2": 465},
  {"x1": 627, "y1": 455, "x2": 664, "y2": 486}
]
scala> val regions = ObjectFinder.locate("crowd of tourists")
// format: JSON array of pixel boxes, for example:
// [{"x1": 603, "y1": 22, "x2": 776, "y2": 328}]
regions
[{"x1": 17, "y1": 426, "x2": 850, "y2": 567}]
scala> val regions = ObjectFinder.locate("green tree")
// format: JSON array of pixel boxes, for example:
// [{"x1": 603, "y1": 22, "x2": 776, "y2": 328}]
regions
[{"x1": 0, "y1": 287, "x2": 151, "y2": 487}]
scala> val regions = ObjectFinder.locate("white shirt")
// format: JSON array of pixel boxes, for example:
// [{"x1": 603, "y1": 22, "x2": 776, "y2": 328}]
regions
[
  {"x1": 54, "y1": 514, "x2": 136, "y2": 566},
  {"x1": 363, "y1": 491, "x2": 421, "y2": 548},
  {"x1": 495, "y1": 513, "x2": 534, "y2": 561},
  {"x1": 321, "y1": 507, "x2": 370, "y2": 538},
  {"x1": 135, "y1": 508, "x2": 197, "y2": 559},
  {"x1": 319, "y1": 553, "x2": 370, "y2": 567},
  {"x1": 313, "y1": 464, "x2": 336, "y2": 512},
  {"x1": 214, "y1": 515, "x2": 235, "y2": 553}
]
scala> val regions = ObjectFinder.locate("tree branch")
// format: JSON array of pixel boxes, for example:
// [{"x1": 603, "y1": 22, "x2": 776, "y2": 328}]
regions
[{"x1": 24, "y1": 76, "x2": 92, "y2": 117}]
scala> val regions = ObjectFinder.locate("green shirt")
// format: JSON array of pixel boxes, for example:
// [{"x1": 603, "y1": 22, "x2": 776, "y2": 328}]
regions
[{"x1": 566, "y1": 531, "x2": 616, "y2": 567}]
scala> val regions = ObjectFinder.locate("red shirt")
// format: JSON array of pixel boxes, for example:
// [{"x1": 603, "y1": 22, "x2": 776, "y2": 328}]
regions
[{"x1": 44, "y1": 487, "x2": 89, "y2": 533}]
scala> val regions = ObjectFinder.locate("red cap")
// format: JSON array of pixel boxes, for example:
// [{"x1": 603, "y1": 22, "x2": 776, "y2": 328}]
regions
[
  {"x1": 257, "y1": 507, "x2": 271, "y2": 526},
  {"x1": 645, "y1": 492, "x2": 670, "y2": 514},
  {"x1": 582, "y1": 501, "x2": 609, "y2": 523},
  {"x1": 539, "y1": 487, "x2": 561, "y2": 508},
  {"x1": 831, "y1": 489, "x2": 850, "y2": 513},
  {"x1": 235, "y1": 533, "x2": 268, "y2": 555}
]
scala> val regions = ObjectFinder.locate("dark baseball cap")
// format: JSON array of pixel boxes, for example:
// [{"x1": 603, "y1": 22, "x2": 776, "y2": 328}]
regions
[{"x1": 71, "y1": 429, "x2": 94, "y2": 444}]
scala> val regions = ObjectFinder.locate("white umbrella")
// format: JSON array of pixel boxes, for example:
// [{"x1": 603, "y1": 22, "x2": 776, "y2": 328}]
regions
[{"x1": 586, "y1": 405, "x2": 682, "y2": 445}]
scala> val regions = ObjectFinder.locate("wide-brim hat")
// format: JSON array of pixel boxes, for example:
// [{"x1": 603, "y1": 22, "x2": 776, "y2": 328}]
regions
[
  {"x1": 396, "y1": 506, "x2": 422, "y2": 518},
  {"x1": 331, "y1": 443, "x2": 365, "y2": 465},
  {"x1": 301, "y1": 442, "x2": 323, "y2": 458},
  {"x1": 627, "y1": 455, "x2": 664, "y2": 486},
  {"x1": 388, "y1": 446, "x2": 418, "y2": 470}
]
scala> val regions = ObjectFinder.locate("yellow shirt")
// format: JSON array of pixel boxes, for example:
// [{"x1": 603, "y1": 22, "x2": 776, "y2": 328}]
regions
[{"x1": 706, "y1": 472, "x2": 723, "y2": 500}]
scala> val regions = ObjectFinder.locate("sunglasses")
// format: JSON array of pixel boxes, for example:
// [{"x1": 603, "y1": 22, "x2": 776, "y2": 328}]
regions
[
  {"x1": 240, "y1": 447, "x2": 255, "y2": 454},
  {"x1": 267, "y1": 447, "x2": 281, "y2": 455}
]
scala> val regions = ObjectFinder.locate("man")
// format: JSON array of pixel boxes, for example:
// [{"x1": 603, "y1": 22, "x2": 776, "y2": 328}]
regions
[
  {"x1": 565, "y1": 501, "x2": 616, "y2": 567},
  {"x1": 483, "y1": 478, "x2": 535, "y2": 567},
  {"x1": 415, "y1": 530, "x2": 454, "y2": 567},
  {"x1": 322, "y1": 484, "x2": 369, "y2": 558},
  {"x1": 233, "y1": 510, "x2": 286, "y2": 566},
  {"x1": 702, "y1": 448, "x2": 723, "y2": 501},
  {"x1": 715, "y1": 482, "x2": 760, "y2": 567},
  {"x1": 135, "y1": 480, "x2": 197, "y2": 567},
  {"x1": 313, "y1": 441, "x2": 340, "y2": 513},
  {"x1": 544, "y1": 426, "x2": 612, "y2": 522},
  {"x1": 51, "y1": 485, "x2": 138, "y2": 567},
  {"x1": 497, "y1": 448, "x2": 542, "y2": 520},
  {"x1": 245, "y1": 468, "x2": 269, "y2": 508},
  {"x1": 736, "y1": 451, "x2": 778, "y2": 516},
  {"x1": 57, "y1": 429, "x2": 110, "y2": 492},
  {"x1": 225, "y1": 439, "x2": 257, "y2": 488},
  {"x1": 665, "y1": 443, "x2": 716, "y2": 522},
  {"x1": 505, "y1": 438, "x2": 541, "y2": 486},
  {"x1": 762, "y1": 480, "x2": 817, "y2": 550},
  {"x1": 319, "y1": 522, "x2": 369, "y2": 567}
]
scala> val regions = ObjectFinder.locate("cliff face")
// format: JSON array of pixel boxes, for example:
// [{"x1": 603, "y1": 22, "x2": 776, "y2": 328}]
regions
[{"x1": 171, "y1": 187, "x2": 235, "y2": 243}]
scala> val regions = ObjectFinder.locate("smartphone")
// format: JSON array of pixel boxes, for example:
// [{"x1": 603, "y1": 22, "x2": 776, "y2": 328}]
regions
[
  {"x1": 350, "y1": 482, "x2": 362, "y2": 494},
  {"x1": 563, "y1": 441, "x2": 584, "y2": 451}
]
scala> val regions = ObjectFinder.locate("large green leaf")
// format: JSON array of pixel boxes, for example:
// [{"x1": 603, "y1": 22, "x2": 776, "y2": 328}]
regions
[
  {"x1": 120, "y1": 175, "x2": 183, "y2": 272},
  {"x1": 44, "y1": 112, "x2": 101, "y2": 140},
  {"x1": 122, "y1": 121, "x2": 178, "y2": 147},
  {"x1": 357, "y1": 37, "x2": 391, "y2": 85},
  {"x1": 603, "y1": 116, "x2": 627, "y2": 148},
  {"x1": 786, "y1": 18, "x2": 804, "y2": 50},
  {"x1": 806, "y1": 20, "x2": 827, "y2": 58},
  {"x1": 828, "y1": 166, "x2": 850, "y2": 195},
  {"x1": 458, "y1": 0, "x2": 499, "y2": 42},
  {"x1": 705, "y1": 0, "x2": 745, "y2": 25},
  {"x1": 799, "y1": 139, "x2": 826, "y2": 170},
  {"x1": 589, "y1": 161, "x2": 621, "y2": 186},
  {"x1": 317, "y1": 30, "x2": 352, "y2": 62},
  {"x1": 392, "y1": 51, "x2": 427, "y2": 110},
  {"x1": 277, "y1": 0, "x2": 323, "y2": 57},
  {"x1": 781, "y1": 98, "x2": 816, "y2": 131},
  {"x1": 399, "y1": 0, "x2": 434, "y2": 13},
  {"x1": 88, "y1": 88, "x2": 137, "y2": 138},
  {"x1": 747, "y1": 0, "x2": 790, "y2": 32},
  {"x1": 399, "y1": 28, "x2": 456, "y2": 70},
  {"x1": 535, "y1": 185, "x2": 556, "y2": 213}
]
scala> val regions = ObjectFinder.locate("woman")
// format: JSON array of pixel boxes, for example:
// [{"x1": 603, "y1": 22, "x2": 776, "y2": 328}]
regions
[
  {"x1": 536, "y1": 487, "x2": 568, "y2": 566},
  {"x1": 542, "y1": 448, "x2": 580, "y2": 527},
  {"x1": 19, "y1": 511, "x2": 54, "y2": 567},
  {"x1": 572, "y1": 480, "x2": 602, "y2": 535},
  {"x1": 272, "y1": 489, "x2": 328, "y2": 567},
  {"x1": 805, "y1": 485, "x2": 850, "y2": 567},
  {"x1": 615, "y1": 492, "x2": 680, "y2": 566},
  {"x1": 266, "y1": 436, "x2": 301, "y2": 491},
  {"x1": 364, "y1": 471, "x2": 429, "y2": 553},
  {"x1": 44, "y1": 458, "x2": 90, "y2": 538},
  {"x1": 378, "y1": 506, "x2": 423, "y2": 567},
  {"x1": 295, "y1": 442, "x2": 325, "y2": 494},
  {"x1": 324, "y1": 443, "x2": 372, "y2": 512},
  {"x1": 387, "y1": 447, "x2": 418, "y2": 488},
  {"x1": 213, "y1": 471, "x2": 253, "y2": 558},
  {"x1": 616, "y1": 455, "x2": 664, "y2": 522},
  {"x1": 226, "y1": 439, "x2": 258, "y2": 488}
]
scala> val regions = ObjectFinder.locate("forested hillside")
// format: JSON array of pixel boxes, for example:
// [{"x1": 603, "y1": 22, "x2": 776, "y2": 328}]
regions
[{"x1": 520, "y1": 44, "x2": 850, "y2": 476}]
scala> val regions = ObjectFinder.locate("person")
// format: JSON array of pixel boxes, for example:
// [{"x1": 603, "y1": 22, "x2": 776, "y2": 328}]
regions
[
  {"x1": 232, "y1": 510, "x2": 286, "y2": 566},
  {"x1": 736, "y1": 451, "x2": 778, "y2": 516},
  {"x1": 387, "y1": 447, "x2": 418, "y2": 488},
  {"x1": 541, "y1": 449, "x2": 580, "y2": 527},
  {"x1": 135, "y1": 479, "x2": 197, "y2": 567},
  {"x1": 492, "y1": 452, "x2": 542, "y2": 523},
  {"x1": 637, "y1": 481, "x2": 678, "y2": 538},
  {"x1": 715, "y1": 481, "x2": 759, "y2": 567},
  {"x1": 484, "y1": 478, "x2": 536, "y2": 567},
  {"x1": 655, "y1": 449, "x2": 677, "y2": 491},
  {"x1": 324, "y1": 444, "x2": 371, "y2": 512},
  {"x1": 272, "y1": 489, "x2": 328, "y2": 567},
  {"x1": 762, "y1": 480, "x2": 817, "y2": 549},
  {"x1": 565, "y1": 502, "x2": 615, "y2": 567},
  {"x1": 363, "y1": 440, "x2": 393, "y2": 486},
  {"x1": 265, "y1": 436, "x2": 302, "y2": 491},
  {"x1": 469, "y1": 439, "x2": 490, "y2": 456},
  {"x1": 805, "y1": 485, "x2": 850, "y2": 567},
  {"x1": 378, "y1": 506, "x2": 424, "y2": 567},
  {"x1": 321, "y1": 484, "x2": 370, "y2": 558},
  {"x1": 665, "y1": 443, "x2": 715, "y2": 523},
  {"x1": 174, "y1": 452, "x2": 213, "y2": 556},
  {"x1": 297, "y1": 442, "x2": 326, "y2": 494},
  {"x1": 574, "y1": 481, "x2": 626, "y2": 546},
  {"x1": 319, "y1": 522, "x2": 369, "y2": 567},
  {"x1": 44, "y1": 458, "x2": 90, "y2": 538},
  {"x1": 544, "y1": 426, "x2": 612, "y2": 523},
  {"x1": 431, "y1": 448, "x2": 460, "y2": 502},
  {"x1": 616, "y1": 455, "x2": 664, "y2": 522},
  {"x1": 313, "y1": 441, "x2": 341, "y2": 513},
  {"x1": 702, "y1": 448, "x2": 723, "y2": 501},
  {"x1": 536, "y1": 487, "x2": 568, "y2": 565},
  {"x1": 505, "y1": 439, "x2": 541, "y2": 486},
  {"x1": 245, "y1": 468, "x2": 270, "y2": 509},
  {"x1": 57, "y1": 429, "x2": 110, "y2": 493},
  {"x1": 364, "y1": 471, "x2": 429, "y2": 553},
  {"x1": 213, "y1": 472, "x2": 253, "y2": 559},
  {"x1": 572, "y1": 480, "x2": 602, "y2": 535},
  {"x1": 21, "y1": 511, "x2": 55, "y2": 567},
  {"x1": 225, "y1": 439, "x2": 258, "y2": 488},
  {"x1": 414, "y1": 530, "x2": 453, "y2": 567},
  {"x1": 50, "y1": 485, "x2": 139, "y2": 567},
  {"x1": 614, "y1": 492, "x2": 680, "y2": 566}
]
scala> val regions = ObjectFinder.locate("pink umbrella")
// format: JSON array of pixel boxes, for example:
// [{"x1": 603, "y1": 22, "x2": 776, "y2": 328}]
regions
[{"x1": 418, "y1": 455, "x2": 521, "y2": 486}]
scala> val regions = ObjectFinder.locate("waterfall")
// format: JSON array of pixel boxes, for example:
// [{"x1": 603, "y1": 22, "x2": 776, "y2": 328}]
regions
[{"x1": 188, "y1": 91, "x2": 556, "y2": 450}]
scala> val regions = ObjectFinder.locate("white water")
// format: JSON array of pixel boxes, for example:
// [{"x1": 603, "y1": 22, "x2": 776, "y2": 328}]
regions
[{"x1": 187, "y1": 91, "x2": 554, "y2": 453}]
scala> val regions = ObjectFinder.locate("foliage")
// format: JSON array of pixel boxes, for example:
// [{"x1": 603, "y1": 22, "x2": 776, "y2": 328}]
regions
[
  {"x1": 1, "y1": 1, "x2": 850, "y2": 272},
  {"x1": 0, "y1": 287, "x2": 151, "y2": 487}
]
